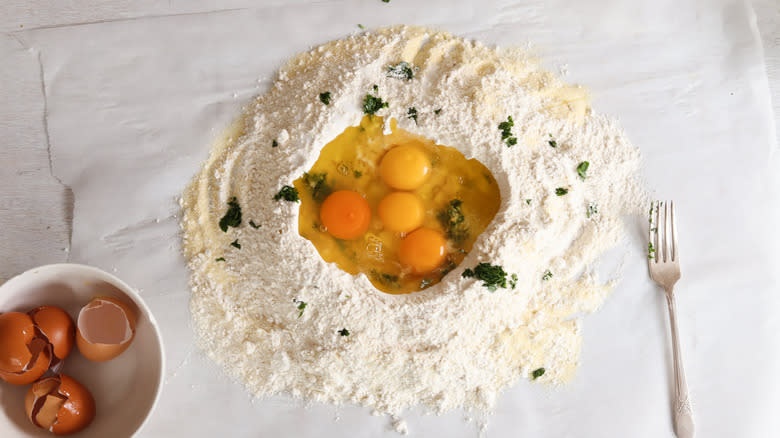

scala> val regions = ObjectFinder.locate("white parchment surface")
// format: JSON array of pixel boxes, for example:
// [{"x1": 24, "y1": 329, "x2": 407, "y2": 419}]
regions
[{"x1": 2, "y1": 1, "x2": 778, "y2": 437}]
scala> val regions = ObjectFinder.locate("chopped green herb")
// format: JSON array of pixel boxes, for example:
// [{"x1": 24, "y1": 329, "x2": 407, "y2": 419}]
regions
[
  {"x1": 434, "y1": 108, "x2": 442, "y2": 115},
  {"x1": 437, "y1": 199, "x2": 469, "y2": 243},
  {"x1": 548, "y1": 133, "x2": 557, "y2": 148},
  {"x1": 338, "y1": 328, "x2": 350, "y2": 336},
  {"x1": 215, "y1": 257, "x2": 225, "y2": 262},
  {"x1": 587, "y1": 204, "x2": 598, "y2": 218},
  {"x1": 498, "y1": 116, "x2": 517, "y2": 147},
  {"x1": 381, "y1": 0, "x2": 389, "y2": 2},
  {"x1": 526, "y1": 199, "x2": 532, "y2": 205},
  {"x1": 555, "y1": 187, "x2": 568, "y2": 196},
  {"x1": 577, "y1": 161, "x2": 590, "y2": 180},
  {"x1": 650, "y1": 227, "x2": 658, "y2": 232},
  {"x1": 510, "y1": 274, "x2": 518, "y2": 289},
  {"x1": 373, "y1": 84, "x2": 378, "y2": 92},
  {"x1": 407, "y1": 107, "x2": 418, "y2": 124},
  {"x1": 353, "y1": 170, "x2": 362, "y2": 178},
  {"x1": 249, "y1": 220, "x2": 261, "y2": 229},
  {"x1": 372, "y1": 270, "x2": 400, "y2": 288},
  {"x1": 358, "y1": 24, "x2": 365, "y2": 29},
  {"x1": 532, "y1": 367, "x2": 545, "y2": 379},
  {"x1": 319, "y1": 91, "x2": 331, "y2": 105},
  {"x1": 648, "y1": 242, "x2": 656, "y2": 259},
  {"x1": 274, "y1": 185, "x2": 299, "y2": 202},
  {"x1": 387, "y1": 61, "x2": 413, "y2": 80},
  {"x1": 302, "y1": 172, "x2": 332, "y2": 202},
  {"x1": 218, "y1": 197, "x2": 242, "y2": 232},
  {"x1": 295, "y1": 300, "x2": 307, "y2": 318},
  {"x1": 542, "y1": 270, "x2": 552, "y2": 281},
  {"x1": 462, "y1": 263, "x2": 509, "y2": 292},
  {"x1": 230, "y1": 239, "x2": 241, "y2": 249},
  {"x1": 362, "y1": 93, "x2": 388, "y2": 115},
  {"x1": 420, "y1": 279, "x2": 433, "y2": 289},
  {"x1": 272, "y1": 139, "x2": 278, "y2": 148}
]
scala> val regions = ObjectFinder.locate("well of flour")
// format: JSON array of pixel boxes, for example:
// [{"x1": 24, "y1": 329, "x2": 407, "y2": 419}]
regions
[{"x1": 180, "y1": 25, "x2": 645, "y2": 423}]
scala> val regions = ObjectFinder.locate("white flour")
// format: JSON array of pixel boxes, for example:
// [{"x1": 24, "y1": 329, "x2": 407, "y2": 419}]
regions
[{"x1": 181, "y1": 25, "x2": 645, "y2": 425}]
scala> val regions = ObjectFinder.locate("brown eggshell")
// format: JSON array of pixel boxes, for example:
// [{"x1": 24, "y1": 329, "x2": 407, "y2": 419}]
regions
[
  {"x1": 25, "y1": 374, "x2": 96, "y2": 435},
  {"x1": 0, "y1": 312, "x2": 36, "y2": 373},
  {"x1": 0, "y1": 336, "x2": 52, "y2": 385},
  {"x1": 52, "y1": 374, "x2": 96, "y2": 435},
  {"x1": 76, "y1": 297, "x2": 136, "y2": 362},
  {"x1": 28, "y1": 306, "x2": 76, "y2": 360}
]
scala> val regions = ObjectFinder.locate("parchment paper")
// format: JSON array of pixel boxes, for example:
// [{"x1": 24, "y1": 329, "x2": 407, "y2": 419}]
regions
[{"x1": 7, "y1": 0, "x2": 779, "y2": 436}]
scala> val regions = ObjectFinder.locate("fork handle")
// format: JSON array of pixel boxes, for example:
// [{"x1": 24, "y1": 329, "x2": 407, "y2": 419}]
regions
[{"x1": 665, "y1": 288, "x2": 695, "y2": 438}]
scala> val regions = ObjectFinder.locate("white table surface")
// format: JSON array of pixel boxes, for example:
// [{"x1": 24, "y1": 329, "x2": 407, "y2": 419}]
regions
[{"x1": 1, "y1": 1, "x2": 779, "y2": 437}]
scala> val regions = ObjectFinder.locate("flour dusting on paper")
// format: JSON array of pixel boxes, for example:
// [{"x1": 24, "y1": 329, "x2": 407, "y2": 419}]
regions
[{"x1": 180, "y1": 25, "x2": 645, "y2": 424}]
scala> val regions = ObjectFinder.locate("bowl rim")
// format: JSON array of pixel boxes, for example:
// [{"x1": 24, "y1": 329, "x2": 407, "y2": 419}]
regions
[{"x1": 0, "y1": 263, "x2": 166, "y2": 437}]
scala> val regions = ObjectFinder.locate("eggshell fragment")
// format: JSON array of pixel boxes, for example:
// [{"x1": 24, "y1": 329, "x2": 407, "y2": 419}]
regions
[
  {"x1": 76, "y1": 297, "x2": 136, "y2": 362},
  {"x1": 28, "y1": 306, "x2": 75, "y2": 361},
  {"x1": 25, "y1": 374, "x2": 96, "y2": 435},
  {"x1": 0, "y1": 312, "x2": 53, "y2": 385},
  {"x1": 0, "y1": 312, "x2": 36, "y2": 373}
]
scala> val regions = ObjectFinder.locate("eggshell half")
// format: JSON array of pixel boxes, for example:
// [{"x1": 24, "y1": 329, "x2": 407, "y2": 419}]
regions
[
  {"x1": 0, "y1": 337, "x2": 52, "y2": 385},
  {"x1": 25, "y1": 374, "x2": 96, "y2": 435},
  {"x1": 28, "y1": 306, "x2": 76, "y2": 361},
  {"x1": 76, "y1": 297, "x2": 136, "y2": 362}
]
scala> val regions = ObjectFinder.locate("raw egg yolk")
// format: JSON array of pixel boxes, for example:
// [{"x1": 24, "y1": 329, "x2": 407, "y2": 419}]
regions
[
  {"x1": 320, "y1": 190, "x2": 372, "y2": 240},
  {"x1": 399, "y1": 228, "x2": 447, "y2": 273},
  {"x1": 379, "y1": 145, "x2": 431, "y2": 190},
  {"x1": 378, "y1": 192, "x2": 424, "y2": 234}
]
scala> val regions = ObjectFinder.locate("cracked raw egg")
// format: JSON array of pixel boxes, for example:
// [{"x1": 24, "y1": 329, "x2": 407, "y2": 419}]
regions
[
  {"x1": 25, "y1": 374, "x2": 96, "y2": 435},
  {"x1": 76, "y1": 297, "x2": 136, "y2": 362}
]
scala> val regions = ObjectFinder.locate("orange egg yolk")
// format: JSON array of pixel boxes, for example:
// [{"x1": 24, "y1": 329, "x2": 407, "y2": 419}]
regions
[
  {"x1": 319, "y1": 190, "x2": 372, "y2": 240},
  {"x1": 378, "y1": 192, "x2": 424, "y2": 234},
  {"x1": 398, "y1": 228, "x2": 447, "y2": 273},
  {"x1": 379, "y1": 145, "x2": 431, "y2": 190}
]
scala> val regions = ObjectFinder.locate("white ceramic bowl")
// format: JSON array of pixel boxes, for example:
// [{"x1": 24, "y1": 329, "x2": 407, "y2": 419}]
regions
[{"x1": 0, "y1": 264, "x2": 165, "y2": 437}]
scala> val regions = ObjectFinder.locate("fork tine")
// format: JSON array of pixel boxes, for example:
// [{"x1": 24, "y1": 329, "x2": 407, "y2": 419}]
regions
[
  {"x1": 664, "y1": 201, "x2": 672, "y2": 263},
  {"x1": 670, "y1": 201, "x2": 678, "y2": 262},
  {"x1": 653, "y1": 201, "x2": 660, "y2": 263}
]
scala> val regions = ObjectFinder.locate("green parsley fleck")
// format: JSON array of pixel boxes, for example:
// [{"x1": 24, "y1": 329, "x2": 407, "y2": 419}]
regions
[
  {"x1": 525, "y1": 199, "x2": 532, "y2": 205},
  {"x1": 587, "y1": 204, "x2": 598, "y2": 218},
  {"x1": 555, "y1": 187, "x2": 568, "y2": 196},
  {"x1": 218, "y1": 197, "x2": 242, "y2": 232},
  {"x1": 648, "y1": 242, "x2": 656, "y2": 259},
  {"x1": 338, "y1": 328, "x2": 350, "y2": 336},
  {"x1": 434, "y1": 108, "x2": 442, "y2": 115},
  {"x1": 274, "y1": 185, "x2": 299, "y2": 202},
  {"x1": 358, "y1": 24, "x2": 365, "y2": 29},
  {"x1": 272, "y1": 139, "x2": 278, "y2": 148},
  {"x1": 319, "y1": 91, "x2": 331, "y2": 105},
  {"x1": 215, "y1": 257, "x2": 225, "y2": 262},
  {"x1": 249, "y1": 220, "x2": 261, "y2": 229},
  {"x1": 542, "y1": 270, "x2": 552, "y2": 281},
  {"x1": 437, "y1": 199, "x2": 469, "y2": 243},
  {"x1": 548, "y1": 133, "x2": 557, "y2": 148},
  {"x1": 498, "y1": 116, "x2": 517, "y2": 147},
  {"x1": 510, "y1": 274, "x2": 518, "y2": 289},
  {"x1": 363, "y1": 93, "x2": 388, "y2": 115},
  {"x1": 407, "y1": 107, "x2": 418, "y2": 124},
  {"x1": 353, "y1": 170, "x2": 362, "y2": 178},
  {"x1": 577, "y1": 161, "x2": 590, "y2": 180},
  {"x1": 532, "y1": 367, "x2": 545, "y2": 379},
  {"x1": 294, "y1": 300, "x2": 307, "y2": 318},
  {"x1": 462, "y1": 263, "x2": 509, "y2": 292},
  {"x1": 382, "y1": 0, "x2": 389, "y2": 2},
  {"x1": 230, "y1": 239, "x2": 241, "y2": 249},
  {"x1": 387, "y1": 61, "x2": 414, "y2": 80},
  {"x1": 302, "y1": 172, "x2": 332, "y2": 203}
]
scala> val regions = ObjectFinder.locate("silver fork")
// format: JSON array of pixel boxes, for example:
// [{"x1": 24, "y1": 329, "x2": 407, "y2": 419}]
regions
[{"x1": 648, "y1": 201, "x2": 694, "y2": 438}]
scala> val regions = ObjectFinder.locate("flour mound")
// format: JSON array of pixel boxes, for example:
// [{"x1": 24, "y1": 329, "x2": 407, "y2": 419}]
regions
[{"x1": 181, "y1": 26, "x2": 645, "y2": 418}]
